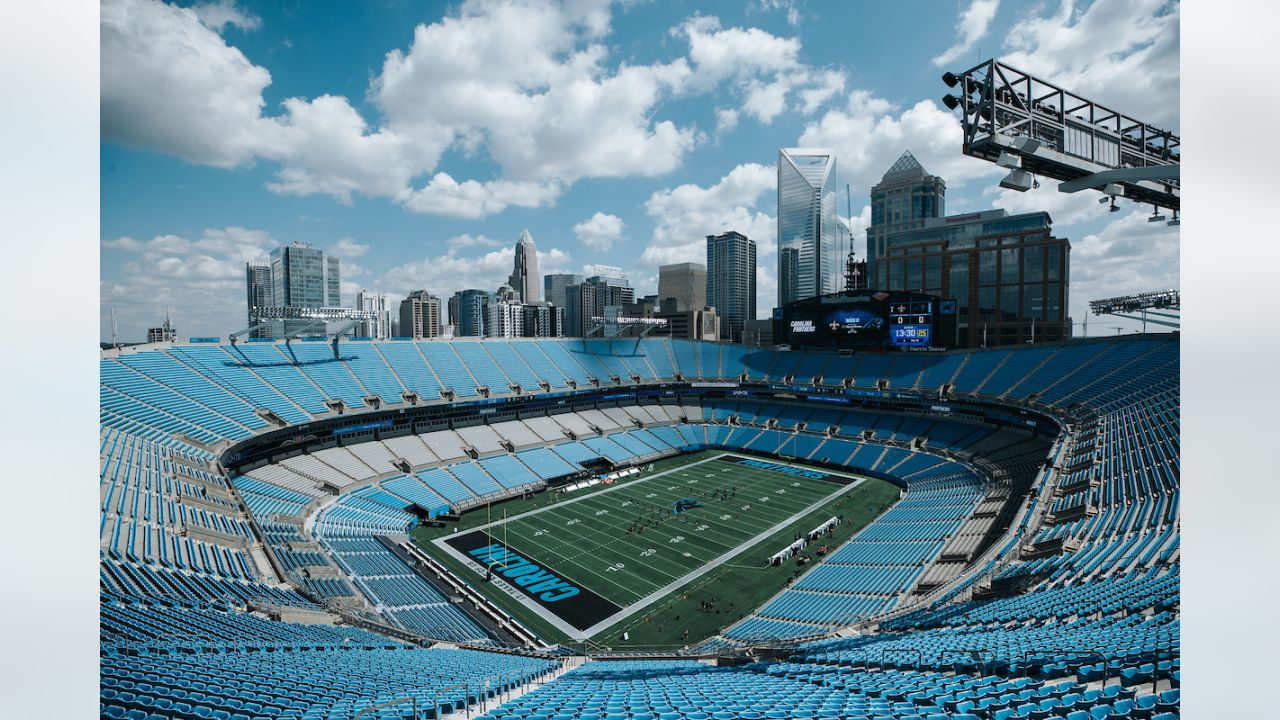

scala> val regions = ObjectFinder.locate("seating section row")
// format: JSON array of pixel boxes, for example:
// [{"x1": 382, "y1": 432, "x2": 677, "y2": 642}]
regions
[
  {"x1": 102, "y1": 643, "x2": 557, "y2": 720},
  {"x1": 100, "y1": 337, "x2": 1174, "y2": 448}
]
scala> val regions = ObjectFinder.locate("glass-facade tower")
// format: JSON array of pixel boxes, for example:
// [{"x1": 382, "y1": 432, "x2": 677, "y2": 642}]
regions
[
  {"x1": 867, "y1": 150, "x2": 946, "y2": 288},
  {"x1": 778, "y1": 148, "x2": 843, "y2": 306},
  {"x1": 706, "y1": 231, "x2": 757, "y2": 341},
  {"x1": 268, "y1": 243, "x2": 340, "y2": 308}
]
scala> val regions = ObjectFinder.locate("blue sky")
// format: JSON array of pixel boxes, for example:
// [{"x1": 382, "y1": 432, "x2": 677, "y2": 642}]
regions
[{"x1": 100, "y1": 0, "x2": 1180, "y2": 341}]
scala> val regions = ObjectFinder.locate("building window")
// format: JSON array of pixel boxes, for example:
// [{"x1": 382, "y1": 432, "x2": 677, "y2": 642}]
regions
[
  {"x1": 1023, "y1": 283, "x2": 1044, "y2": 321},
  {"x1": 979, "y1": 250, "x2": 997, "y2": 285},
  {"x1": 949, "y1": 256, "x2": 970, "y2": 313},
  {"x1": 1047, "y1": 282, "x2": 1061, "y2": 321},
  {"x1": 925, "y1": 256, "x2": 941, "y2": 289},
  {"x1": 889, "y1": 261, "x2": 904, "y2": 290},
  {"x1": 979, "y1": 286, "x2": 997, "y2": 320},
  {"x1": 1001, "y1": 248, "x2": 1020, "y2": 284},
  {"x1": 1001, "y1": 286, "x2": 1019, "y2": 321},
  {"x1": 906, "y1": 258, "x2": 922, "y2": 289},
  {"x1": 1023, "y1": 244, "x2": 1043, "y2": 282},
  {"x1": 1047, "y1": 246, "x2": 1061, "y2": 282}
]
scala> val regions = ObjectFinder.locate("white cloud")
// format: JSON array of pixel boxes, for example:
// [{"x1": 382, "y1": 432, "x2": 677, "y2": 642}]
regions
[
  {"x1": 191, "y1": 0, "x2": 260, "y2": 32},
  {"x1": 842, "y1": 204, "x2": 872, "y2": 258},
  {"x1": 1001, "y1": 0, "x2": 1180, "y2": 130},
  {"x1": 750, "y1": 0, "x2": 801, "y2": 27},
  {"x1": 674, "y1": 15, "x2": 843, "y2": 123},
  {"x1": 447, "y1": 234, "x2": 505, "y2": 251},
  {"x1": 796, "y1": 69, "x2": 845, "y2": 115},
  {"x1": 327, "y1": 237, "x2": 370, "y2": 259},
  {"x1": 799, "y1": 90, "x2": 1001, "y2": 194},
  {"x1": 1067, "y1": 208, "x2": 1180, "y2": 330},
  {"x1": 932, "y1": 0, "x2": 1000, "y2": 68},
  {"x1": 101, "y1": 0, "x2": 696, "y2": 219},
  {"x1": 642, "y1": 163, "x2": 776, "y2": 268},
  {"x1": 377, "y1": 242, "x2": 573, "y2": 301},
  {"x1": 573, "y1": 212, "x2": 626, "y2": 251},
  {"x1": 372, "y1": 0, "x2": 698, "y2": 184},
  {"x1": 100, "y1": 226, "x2": 276, "y2": 339},
  {"x1": 755, "y1": 265, "x2": 778, "y2": 320},
  {"x1": 715, "y1": 107, "x2": 740, "y2": 136},
  {"x1": 101, "y1": 0, "x2": 278, "y2": 168},
  {"x1": 985, "y1": 182, "x2": 1110, "y2": 226},
  {"x1": 402, "y1": 173, "x2": 562, "y2": 219}
]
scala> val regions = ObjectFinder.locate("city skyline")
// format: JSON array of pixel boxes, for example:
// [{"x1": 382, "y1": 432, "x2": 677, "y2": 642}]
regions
[{"x1": 100, "y1": 0, "x2": 1180, "y2": 341}]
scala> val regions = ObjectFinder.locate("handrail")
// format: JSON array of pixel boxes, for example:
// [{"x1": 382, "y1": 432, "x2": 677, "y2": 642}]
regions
[{"x1": 355, "y1": 696, "x2": 422, "y2": 720}]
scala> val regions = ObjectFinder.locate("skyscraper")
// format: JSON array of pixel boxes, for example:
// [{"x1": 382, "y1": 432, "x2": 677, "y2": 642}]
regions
[
  {"x1": 485, "y1": 285, "x2": 525, "y2": 338},
  {"x1": 777, "y1": 148, "x2": 844, "y2": 305},
  {"x1": 449, "y1": 289, "x2": 491, "y2": 337},
  {"x1": 564, "y1": 273, "x2": 634, "y2": 337},
  {"x1": 706, "y1": 231, "x2": 757, "y2": 341},
  {"x1": 354, "y1": 290, "x2": 394, "y2": 339},
  {"x1": 399, "y1": 290, "x2": 442, "y2": 340},
  {"x1": 878, "y1": 208, "x2": 1070, "y2": 346},
  {"x1": 269, "y1": 242, "x2": 340, "y2": 308},
  {"x1": 507, "y1": 229, "x2": 540, "y2": 303},
  {"x1": 245, "y1": 262, "x2": 271, "y2": 338},
  {"x1": 867, "y1": 150, "x2": 946, "y2": 288},
  {"x1": 543, "y1": 273, "x2": 582, "y2": 309},
  {"x1": 657, "y1": 262, "x2": 706, "y2": 313}
]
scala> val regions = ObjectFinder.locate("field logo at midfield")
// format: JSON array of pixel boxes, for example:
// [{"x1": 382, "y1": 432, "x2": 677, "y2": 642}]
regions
[{"x1": 444, "y1": 531, "x2": 622, "y2": 631}]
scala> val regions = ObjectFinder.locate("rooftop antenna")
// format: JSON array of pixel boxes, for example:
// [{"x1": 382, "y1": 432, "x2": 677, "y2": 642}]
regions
[{"x1": 110, "y1": 307, "x2": 119, "y2": 348}]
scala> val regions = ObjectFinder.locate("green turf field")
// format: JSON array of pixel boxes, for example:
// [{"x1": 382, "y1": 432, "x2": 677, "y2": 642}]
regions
[{"x1": 419, "y1": 451, "x2": 901, "y2": 645}]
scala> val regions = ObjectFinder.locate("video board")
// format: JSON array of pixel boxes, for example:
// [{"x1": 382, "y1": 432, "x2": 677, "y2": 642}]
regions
[{"x1": 776, "y1": 291, "x2": 955, "y2": 350}]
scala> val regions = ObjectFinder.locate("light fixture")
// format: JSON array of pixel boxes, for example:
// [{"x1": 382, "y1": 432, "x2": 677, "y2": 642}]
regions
[
  {"x1": 1167, "y1": 211, "x2": 1180, "y2": 227},
  {"x1": 942, "y1": 72, "x2": 959, "y2": 88},
  {"x1": 1147, "y1": 206, "x2": 1167, "y2": 223},
  {"x1": 996, "y1": 151, "x2": 1021, "y2": 169},
  {"x1": 1098, "y1": 197, "x2": 1111, "y2": 205},
  {"x1": 1108, "y1": 197, "x2": 1119, "y2": 213},
  {"x1": 942, "y1": 94, "x2": 961, "y2": 110},
  {"x1": 999, "y1": 169, "x2": 1035, "y2": 192},
  {"x1": 1011, "y1": 136, "x2": 1041, "y2": 154}
]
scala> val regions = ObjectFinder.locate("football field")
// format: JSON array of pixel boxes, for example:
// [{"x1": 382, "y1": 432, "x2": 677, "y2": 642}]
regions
[{"x1": 434, "y1": 453, "x2": 873, "y2": 638}]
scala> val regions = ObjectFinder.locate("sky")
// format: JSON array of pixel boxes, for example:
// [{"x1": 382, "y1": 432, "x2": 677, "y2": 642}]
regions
[{"x1": 100, "y1": 0, "x2": 1180, "y2": 342}]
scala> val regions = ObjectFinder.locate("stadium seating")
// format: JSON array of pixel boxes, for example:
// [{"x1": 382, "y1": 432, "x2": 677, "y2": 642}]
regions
[{"x1": 97, "y1": 334, "x2": 1180, "y2": 719}]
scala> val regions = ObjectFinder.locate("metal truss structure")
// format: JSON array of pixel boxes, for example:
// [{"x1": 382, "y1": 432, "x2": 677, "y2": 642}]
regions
[
  {"x1": 1089, "y1": 290, "x2": 1181, "y2": 330},
  {"x1": 942, "y1": 59, "x2": 1179, "y2": 211},
  {"x1": 585, "y1": 316, "x2": 667, "y2": 339},
  {"x1": 230, "y1": 306, "x2": 381, "y2": 343}
]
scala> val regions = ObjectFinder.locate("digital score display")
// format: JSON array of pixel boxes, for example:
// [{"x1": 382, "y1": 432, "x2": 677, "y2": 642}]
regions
[
  {"x1": 776, "y1": 292, "x2": 955, "y2": 350},
  {"x1": 890, "y1": 301, "x2": 934, "y2": 347}
]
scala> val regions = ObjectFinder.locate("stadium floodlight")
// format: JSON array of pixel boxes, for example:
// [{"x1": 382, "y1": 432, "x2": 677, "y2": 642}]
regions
[
  {"x1": 1089, "y1": 289, "x2": 1180, "y2": 315},
  {"x1": 944, "y1": 58, "x2": 1179, "y2": 211},
  {"x1": 1148, "y1": 206, "x2": 1167, "y2": 222},
  {"x1": 1097, "y1": 197, "x2": 1110, "y2": 205},
  {"x1": 996, "y1": 151, "x2": 1021, "y2": 169},
  {"x1": 942, "y1": 93, "x2": 961, "y2": 110},
  {"x1": 999, "y1": 169, "x2": 1035, "y2": 192},
  {"x1": 1167, "y1": 210, "x2": 1180, "y2": 227}
]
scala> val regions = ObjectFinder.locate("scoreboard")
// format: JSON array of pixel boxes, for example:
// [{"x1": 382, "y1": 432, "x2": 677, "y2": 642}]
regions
[
  {"x1": 776, "y1": 291, "x2": 956, "y2": 351},
  {"x1": 889, "y1": 301, "x2": 934, "y2": 347}
]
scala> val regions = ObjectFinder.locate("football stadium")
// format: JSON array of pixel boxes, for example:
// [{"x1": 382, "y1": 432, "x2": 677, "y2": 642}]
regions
[{"x1": 99, "y1": 334, "x2": 1181, "y2": 720}]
